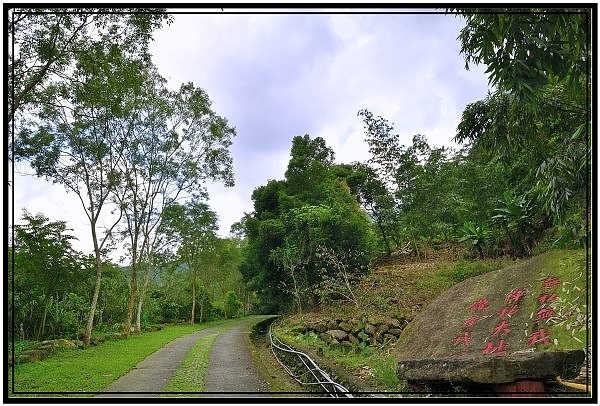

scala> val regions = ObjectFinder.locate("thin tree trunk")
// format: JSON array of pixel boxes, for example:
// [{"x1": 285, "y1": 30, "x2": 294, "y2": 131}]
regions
[
  {"x1": 35, "y1": 293, "x2": 50, "y2": 341},
  {"x1": 124, "y1": 262, "x2": 138, "y2": 337},
  {"x1": 376, "y1": 218, "x2": 392, "y2": 255},
  {"x1": 199, "y1": 296, "x2": 204, "y2": 324},
  {"x1": 290, "y1": 267, "x2": 302, "y2": 314},
  {"x1": 191, "y1": 267, "x2": 196, "y2": 325},
  {"x1": 83, "y1": 228, "x2": 103, "y2": 347},
  {"x1": 82, "y1": 201, "x2": 122, "y2": 347},
  {"x1": 136, "y1": 260, "x2": 153, "y2": 332},
  {"x1": 135, "y1": 296, "x2": 143, "y2": 332}
]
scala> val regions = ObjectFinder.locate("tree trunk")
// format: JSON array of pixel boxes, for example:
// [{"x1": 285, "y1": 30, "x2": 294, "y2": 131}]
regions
[
  {"x1": 82, "y1": 200, "x2": 122, "y2": 347},
  {"x1": 135, "y1": 294, "x2": 143, "y2": 332},
  {"x1": 35, "y1": 293, "x2": 50, "y2": 341},
  {"x1": 376, "y1": 218, "x2": 392, "y2": 255},
  {"x1": 83, "y1": 245, "x2": 104, "y2": 347},
  {"x1": 124, "y1": 262, "x2": 138, "y2": 337},
  {"x1": 136, "y1": 261, "x2": 153, "y2": 332},
  {"x1": 290, "y1": 267, "x2": 302, "y2": 314},
  {"x1": 199, "y1": 297, "x2": 204, "y2": 324},
  {"x1": 190, "y1": 267, "x2": 196, "y2": 325}
]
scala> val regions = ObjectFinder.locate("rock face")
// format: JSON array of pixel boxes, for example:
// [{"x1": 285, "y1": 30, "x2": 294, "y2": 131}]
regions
[{"x1": 397, "y1": 350, "x2": 585, "y2": 384}]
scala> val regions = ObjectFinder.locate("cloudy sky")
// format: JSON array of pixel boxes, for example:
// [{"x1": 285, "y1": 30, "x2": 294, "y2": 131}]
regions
[{"x1": 11, "y1": 8, "x2": 491, "y2": 259}]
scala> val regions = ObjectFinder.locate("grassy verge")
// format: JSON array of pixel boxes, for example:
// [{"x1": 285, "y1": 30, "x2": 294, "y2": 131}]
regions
[
  {"x1": 7, "y1": 319, "x2": 241, "y2": 397},
  {"x1": 277, "y1": 328, "x2": 407, "y2": 392}
]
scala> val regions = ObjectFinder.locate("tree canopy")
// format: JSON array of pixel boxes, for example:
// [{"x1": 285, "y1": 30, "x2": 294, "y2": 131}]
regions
[{"x1": 240, "y1": 135, "x2": 376, "y2": 313}]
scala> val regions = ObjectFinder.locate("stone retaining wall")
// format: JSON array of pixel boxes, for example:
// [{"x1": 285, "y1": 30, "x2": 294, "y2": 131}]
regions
[{"x1": 297, "y1": 316, "x2": 409, "y2": 348}]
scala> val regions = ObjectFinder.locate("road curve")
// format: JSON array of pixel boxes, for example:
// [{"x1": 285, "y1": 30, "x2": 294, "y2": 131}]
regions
[
  {"x1": 97, "y1": 315, "x2": 275, "y2": 398},
  {"x1": 202, "y1": 316, "x2": 272, "y2": 397}
]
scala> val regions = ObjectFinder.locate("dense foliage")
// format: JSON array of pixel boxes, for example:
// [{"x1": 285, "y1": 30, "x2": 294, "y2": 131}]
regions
[
  {"x1": 10, "y1": 8, "x2": 239, "y2": 344},
  {"x1": 240, "y1": 135, "x2": 377, "y2": 313},
  {"x1": 9, "y1": 8, "x2": 590, "y2": 343},
  {"x1": 9, "y1": 211, "x2": 247, "y2": 341}
]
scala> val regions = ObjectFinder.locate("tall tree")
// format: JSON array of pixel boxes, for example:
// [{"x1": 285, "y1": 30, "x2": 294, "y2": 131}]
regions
[
  {"x1": 241, "y1": 135, "x2": 375, "y2": 312},
  {"x1": 8, "y1": 8, "x2": 170, "y2": 125},
  {"x1": 12, "y1": 8, "x2": 170, "y2": 346},
  {"x1": 357, "y1": 109, "x2": 402, "y2": 193},
  {"x1": 335, "y1": 162, "x2": 402, "y2": 255},
  {"x1": 159, "y1": 201, "x2": 219, "y2": 324},
  {"x1": 113, "y1": 66, "x2": 235, "y2": 335},
  {"x1": 14, "y1": 39, "x2": 147, "y2": 346}
]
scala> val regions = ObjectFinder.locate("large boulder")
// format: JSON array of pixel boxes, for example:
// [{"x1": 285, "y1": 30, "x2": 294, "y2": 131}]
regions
[
  {"x1": 395, "y1": 251, "x2": 588, "y2": 389},
  {"x1": 396, "y1": 252, "x2": 587, "y2": 360}
]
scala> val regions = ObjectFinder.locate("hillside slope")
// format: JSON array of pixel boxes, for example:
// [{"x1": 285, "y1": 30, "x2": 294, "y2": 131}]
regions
[{"x1": 273, "y1": 248, "x2": 590, "y2": 392}]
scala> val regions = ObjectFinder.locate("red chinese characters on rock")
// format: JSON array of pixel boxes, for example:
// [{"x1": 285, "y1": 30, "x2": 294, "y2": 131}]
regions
[
  {"x1": 497, "y1": 304, "x2": 519, "y2": 318},
  {"x1": 541, "y1": 276, "x2": 561, "y2": 290},
  {"x1": 491, "y1": 320, "x2": 512, "y2": 336},
  {"x1": 453, "y1": 331, "x2": 471, "y2": 346},
  {"x1": 453, "y1": 298, "x2": 488, "y2": 350},
  {"x1": 526, "y1": 276, "x2": 561, "y2": 348},
  {"x1": 462, "y1": 315, "x2": 479, "y2": 328},
  {"x1": 453, "y1": 297, "x2": 490, "y2": 351},
  {"x1": 452, "y1": 277, "x2": 562, "y2": 356},
  {"x1": 535, "y1": 307, "x2": 556, "y2": 322},
  {"x1": 481, "y1": 339, "x2": 509, "y2": 355},
  {"x1": 468, "y1": 298, "x2": 490, "y2": 312},
  {"x1": 505, "y1": 288, "x2": 527, "y2": 304},
  {"x1": 527, "y1": 328, "x2": 553, "y2": 346},
  {"x1": 537, "y1": 292, "x2": 558, "y2": 304},
  {"x1": 480, "y1": 287, "x2": 527, "y2": 356},
  {"x1": 452, "y1": 289, "x2": 528, "y2": 356}
]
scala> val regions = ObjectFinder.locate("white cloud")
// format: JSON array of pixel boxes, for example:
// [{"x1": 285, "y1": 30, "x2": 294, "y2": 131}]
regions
[
  {"x1": 12, "y1": 10, "x2": 491, "y2": 258},
  {"x1": 11, "y1": 174, "x2": 96, "y2": 254}
]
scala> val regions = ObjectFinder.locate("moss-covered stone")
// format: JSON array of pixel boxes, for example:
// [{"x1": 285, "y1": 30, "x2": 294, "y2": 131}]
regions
[
  {"x1": 395, "y1": 250, "x2": 588, "y2": 360},
  {"x1": 394, "y1": 250, "x2": 589, "y2": 386}
]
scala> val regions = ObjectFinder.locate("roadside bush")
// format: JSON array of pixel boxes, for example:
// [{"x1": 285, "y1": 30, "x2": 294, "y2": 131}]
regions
[
  {"x1": 224, "y1": 291, "x2": 242, "y2": 319},
  {"x1": 158, "y1": 301, "x2": 185, "y2": 323}
]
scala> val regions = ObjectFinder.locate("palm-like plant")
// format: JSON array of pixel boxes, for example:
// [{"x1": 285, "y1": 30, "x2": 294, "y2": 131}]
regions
[
  {"x1": 458, "y1": 221, "x2": 491, "y2": 259},
  {"x1": 492, "y1": 191, "x2": 535, "y2": 256}
]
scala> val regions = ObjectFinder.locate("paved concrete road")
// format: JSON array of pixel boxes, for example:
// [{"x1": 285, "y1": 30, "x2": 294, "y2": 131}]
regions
[
  {"x1": 202, "y1": 317, "x2": 270, "y2": 397},
  {"x1": 97, "y1": 316, "x2": 274, "y2": 398}
]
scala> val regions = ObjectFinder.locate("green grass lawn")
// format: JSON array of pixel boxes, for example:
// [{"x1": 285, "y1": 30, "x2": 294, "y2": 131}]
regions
[{"x1": 8, "y1": 319, "x2": 242, "y2": 396}]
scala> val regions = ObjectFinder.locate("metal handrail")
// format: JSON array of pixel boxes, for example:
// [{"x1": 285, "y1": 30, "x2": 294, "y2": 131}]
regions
[{"x1": 269, "y1": 324, "x2": 353, "y2": 398}]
